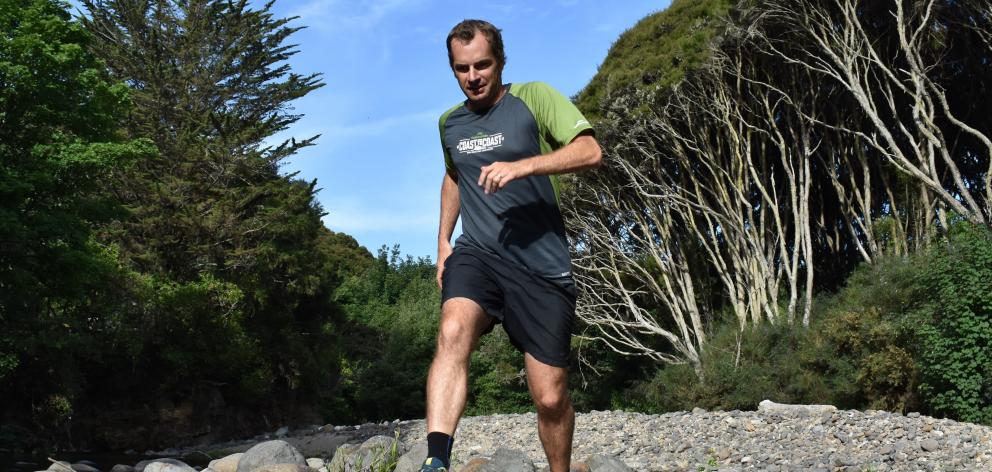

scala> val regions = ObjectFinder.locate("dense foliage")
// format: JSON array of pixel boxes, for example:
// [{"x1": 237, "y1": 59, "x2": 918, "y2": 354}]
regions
[
  {"x1": 324, "y1": 247, "x2": 646, "y2": 423},
  {"x1": 567, "y1": 0, "x2": 991, "y2": 376},
  {"x1": 573, "y1": 0, "x2": 733, "y2": 118},
  {"x1": 0, "y1": 0, "x2": 155, "y2": 445},
  {"x1": 616, "y1": 223, "x2": 991, "y2": 426},
  {"x1": 4, "y1": 0, "x2": 992, "y2": 455},
  {"x1": 326, "y1": 246, "x2": 535, "y2": 423},
  {"x1": 914, "y1": 224, "x2": 992, "y2": 424},
  {"x1": 0, "y1": 0, "x2": 373, "y2": 451}
]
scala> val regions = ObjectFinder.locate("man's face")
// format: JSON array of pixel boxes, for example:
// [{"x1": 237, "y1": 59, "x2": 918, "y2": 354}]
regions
[{"x1": 450, "y1": 33, "x2": 503, "y2": 109}]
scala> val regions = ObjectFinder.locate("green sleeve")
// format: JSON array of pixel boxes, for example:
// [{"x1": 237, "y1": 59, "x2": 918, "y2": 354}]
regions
[
  {"x1": 511, "y1": 82, "x2": 593, "y2": 150},
  {"x1": 438, "y1": 104, "x2": 462, "y2": 172}
]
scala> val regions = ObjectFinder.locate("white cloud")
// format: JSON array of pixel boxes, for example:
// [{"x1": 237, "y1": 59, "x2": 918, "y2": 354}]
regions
[
  {"x1": 290, "y1": 0, "x2": 424, "y2": 34},
  {"x1": 321, "y1": 108, "x2": 441, "y2": 140},
  {"x1": 262, "y1": 106, "x2": 442, "y2": 159}
]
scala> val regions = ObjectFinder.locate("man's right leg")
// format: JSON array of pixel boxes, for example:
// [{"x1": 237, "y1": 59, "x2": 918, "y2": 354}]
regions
[{"x1": 423, "y1": 297, "x2": 492, "y2": 467}]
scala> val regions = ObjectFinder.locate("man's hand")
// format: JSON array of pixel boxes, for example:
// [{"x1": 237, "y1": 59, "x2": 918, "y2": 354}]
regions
[
  {"x1": 437, "y1": 241, "x2": 454, "y2": 288},
  {"x1": 477, "y1": 133, "x2": 601, "y2": 195},
  {"x1": 478, "y1": 160, "x2": 529, "y2": 194}
]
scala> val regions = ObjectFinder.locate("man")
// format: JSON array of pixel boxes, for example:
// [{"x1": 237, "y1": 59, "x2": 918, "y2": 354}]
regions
[{"x1": 421, "y1": 19, "x2": 602, "y2": 472}]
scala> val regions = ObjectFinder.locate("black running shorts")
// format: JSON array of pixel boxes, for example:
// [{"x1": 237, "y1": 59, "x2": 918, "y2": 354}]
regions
[{"x1": 440, "y1": 246, "x2": 577, "y2": 367}]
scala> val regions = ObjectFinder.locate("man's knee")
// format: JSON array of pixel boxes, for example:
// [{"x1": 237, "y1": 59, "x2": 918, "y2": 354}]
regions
[
  {"x1": 533, "y1": 389, "x2": 570, "y2": 415},
  {"x1": 437, "y1": 319, "x2": 470, "y2": 350},
  {"x1": 436, "y1": 298, "x2": 488, "y2": 355}
]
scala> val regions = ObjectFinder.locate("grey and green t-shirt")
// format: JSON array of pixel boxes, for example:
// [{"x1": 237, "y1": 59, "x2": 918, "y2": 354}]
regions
[{"x1": 438, "y1": 81, "x2": 593, "y2": 283}]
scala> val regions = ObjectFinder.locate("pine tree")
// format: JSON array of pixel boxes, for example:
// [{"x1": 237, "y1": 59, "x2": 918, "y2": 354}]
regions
[
  {"x1": 79, "y1": 0, "x2": 342, "y2": 417},
  {"x1": 81, "y1": 0, "x2": 324, "y2": 278}
]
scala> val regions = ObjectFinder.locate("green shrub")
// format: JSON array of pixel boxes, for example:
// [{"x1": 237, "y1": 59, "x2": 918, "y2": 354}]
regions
[
  {"x1": 617, "y1": 223, "x2": 991, "y2": 426},
  {"x1": 620, "y1": 320, "x2": 821, "y2": 412},
  {"x1": 465, "y1": 330, "x2": 533, "y2": 416},
  {"x1": 914, "y1": 224, "x2": 992, "y2": 424},
  {"x1": 802, "y1": 307, "x2": 920, "y2": 412}
]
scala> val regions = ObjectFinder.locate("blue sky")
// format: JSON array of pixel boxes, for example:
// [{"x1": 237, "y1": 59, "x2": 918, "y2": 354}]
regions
[{"x1": 74, "y1": 0, "x2": 672, "y2": 260}]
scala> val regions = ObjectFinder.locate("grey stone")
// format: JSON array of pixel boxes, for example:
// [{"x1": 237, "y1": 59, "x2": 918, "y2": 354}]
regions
[
  {"x1": 920, "y1": 438, "x2": 940, "y2": 452},
  {"x1": 582, "y1": 454, "x2": 634, "y2": 471},
  {"x1": 392, "y1": 443, "x2": 427, "y2": 472},
  {"x1": 327, "y1": 444, "x2": 359, "y2": 472},
  {"x1": 70, "y1": 465, "x2": 101, "y2": 472},
  {"x1": 47, "y1": 462, "x2": 73, "y2": 472},
  {"x1": 275, "y1": 427, "x2": 290, "y2": 438},
  {"x1": 459, "y1": 448, "x2": 535, "y2": 472},
  {"x1": 110, "y1": 466, "x2": 134, "y2": 472},
  {"x1": 328, "y1": 436, "x2": 402, "y2": 472},
  {"x1": 208, "y1": 453, "x2": 242, "y2": 472},
  {"x1": 134, "y1": 459, "x2": 191, "y2": 472},
  {"x1": 832, "y1": 455, "x2": 855, "y2": 467},
  {"x1": 758, "y1": 399, "x2": 837, "y2": 416},
  {"x1": 236, "y1": 440, "x2": 306, "y2": 472},
  {"x1": 304, "y1": 458, "x2": 324, "y2": 470},
  {"x1": 143, "y1": 462, "x2": 196, "y2": 472}
]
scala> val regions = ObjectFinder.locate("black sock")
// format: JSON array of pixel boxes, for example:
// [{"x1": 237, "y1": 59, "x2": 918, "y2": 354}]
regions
[{"x1": 426, "y1": 431, "x2": 454, "y2": 468}]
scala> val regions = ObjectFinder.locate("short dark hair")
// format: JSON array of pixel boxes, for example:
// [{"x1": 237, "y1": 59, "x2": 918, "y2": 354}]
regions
[{"x1": 446, "y1": 19, "x2": 506, "y2": 68}]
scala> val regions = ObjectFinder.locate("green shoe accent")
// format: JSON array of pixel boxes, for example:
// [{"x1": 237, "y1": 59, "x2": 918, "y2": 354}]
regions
[{"x1": 419, "y1": 456, "x2": 447, "y2": 471}]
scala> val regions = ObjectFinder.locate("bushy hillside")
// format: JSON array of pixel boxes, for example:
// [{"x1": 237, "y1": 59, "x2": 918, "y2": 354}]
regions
[{"x1": 573, "y1": 0, "x2": 734, "y2": 117}]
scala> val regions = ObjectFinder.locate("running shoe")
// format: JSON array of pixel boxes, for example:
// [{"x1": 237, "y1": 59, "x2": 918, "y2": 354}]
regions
[{"x1": 418, "y1": 457, "x2": 447, "y2": 471}]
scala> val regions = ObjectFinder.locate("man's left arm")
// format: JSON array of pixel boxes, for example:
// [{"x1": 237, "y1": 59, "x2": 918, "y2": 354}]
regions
[{"x1": 478, "y1": 130, "x2": 601, "y2": 194}]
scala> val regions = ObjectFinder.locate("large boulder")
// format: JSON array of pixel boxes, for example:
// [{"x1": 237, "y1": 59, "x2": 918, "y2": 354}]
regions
[
  {"x1": 236, "y1": 440, "x2": 306, "y2": 472},
  {"x1": 143, "y1": 462, "x2": 196, "y2": 472},
  {"x1": 459, "y1": 448, "x2": 535, "y2": 472},
  {"x1": 208, "y1": 453, "x2": 243, "y2": 472},
  {"x1": 304, "y1": 458, "x2": 325, "y2": 471},
  {"x1": 758, "y1": 399, "x2": 837, "y2": 416},
  {"x1": 392, "y1": 443, "x2": 428, "y2": 472},
  {"x1": 327, "y1": 444, "x2": 359, "y2": 471},
  {"x1": 47, "y1": 461, "x2": 73, "y2": 471},
  {"x1": 583, "y1": 454, "x2": 634, "y2": 472},
  {"x1": 134, "y1": 459, "x2": 194, "y2": 472},
  {"x1": 327, "y1": 435, "x2": 403, "y2": 472}
]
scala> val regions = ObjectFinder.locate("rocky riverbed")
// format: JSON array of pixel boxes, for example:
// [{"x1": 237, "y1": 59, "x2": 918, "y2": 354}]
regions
[{"x1": 27, "y1": 401, "x2": 992, "y2": 472}]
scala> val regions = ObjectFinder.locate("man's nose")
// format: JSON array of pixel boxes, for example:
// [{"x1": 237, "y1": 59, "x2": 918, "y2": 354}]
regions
[{"x1": 467, "y1": 67, "x2": 479, "y2": 82}]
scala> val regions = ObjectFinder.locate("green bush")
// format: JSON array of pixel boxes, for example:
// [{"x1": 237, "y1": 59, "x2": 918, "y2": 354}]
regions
[
  {"x1": 620, "y1": 320, "x2": 820, "y2": 412},
  {"x1": 914, "y1": 224, "x2": 992, "y2": 424},
  {"x1": 616, "y1": 224, "x2": 992, "y2": 426},
  {"x1": 465, "y1": 330, "x2": 533, "y2": 416},
  {"x1": 331, "y1": 245, "x2": 570, "y2": 421},
  {"x1": 802, "y1": 306, "x2": 920, "y2": 412}
]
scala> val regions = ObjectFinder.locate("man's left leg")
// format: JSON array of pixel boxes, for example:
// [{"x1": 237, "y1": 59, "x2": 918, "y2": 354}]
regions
[{"x1": 525, "y1": 352, "x2": 574, "y2": 472}]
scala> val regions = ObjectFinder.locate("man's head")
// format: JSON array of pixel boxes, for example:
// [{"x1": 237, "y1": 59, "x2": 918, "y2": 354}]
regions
[{"x1": 447, "y1": 19, "x2": 506, "y2": 109}]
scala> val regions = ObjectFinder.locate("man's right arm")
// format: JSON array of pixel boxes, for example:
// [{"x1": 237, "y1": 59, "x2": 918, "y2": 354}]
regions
[{"x1": 437, "y1": 170, "x2": 459, "y2": 288}]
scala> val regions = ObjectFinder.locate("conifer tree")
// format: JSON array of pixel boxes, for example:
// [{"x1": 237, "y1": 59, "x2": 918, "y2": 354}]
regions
[{"x1": 80, "y1": 0, "x2": 341, "y2": 414}]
